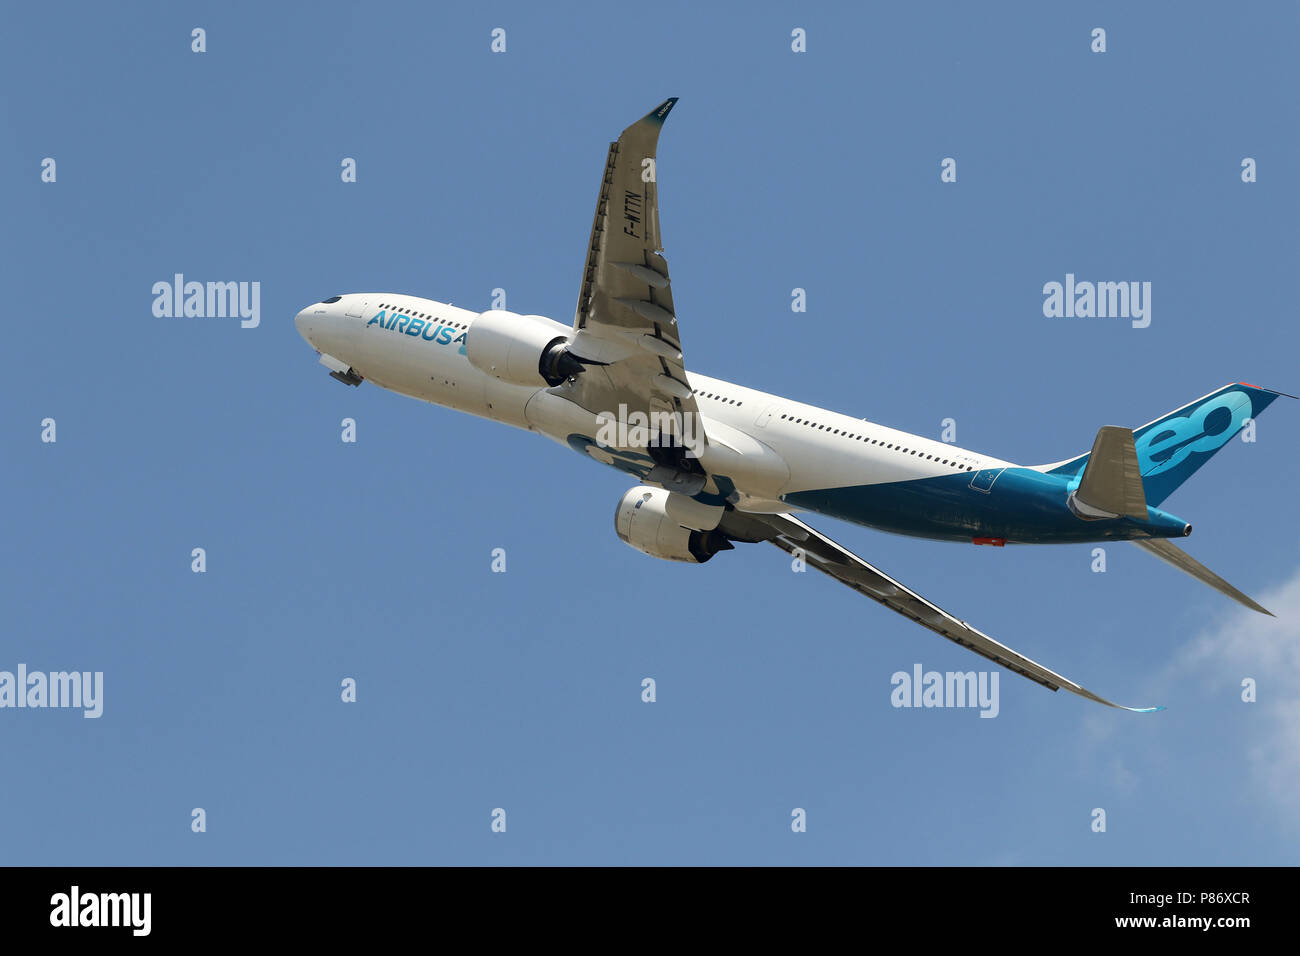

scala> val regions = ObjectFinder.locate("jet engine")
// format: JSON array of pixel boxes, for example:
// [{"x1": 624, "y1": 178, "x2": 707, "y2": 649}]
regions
[
  {"x1": 614, "y1": 486, "x2": 732, "y2": 563},
  {"x1": 465, "y1": 309, "x2": 585, "y2": 388}
]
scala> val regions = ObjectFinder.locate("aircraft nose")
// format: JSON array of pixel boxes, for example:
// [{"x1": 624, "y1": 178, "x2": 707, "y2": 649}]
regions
[{"x1": 294, "y1": 307, "x2": 313, "y2": 341}]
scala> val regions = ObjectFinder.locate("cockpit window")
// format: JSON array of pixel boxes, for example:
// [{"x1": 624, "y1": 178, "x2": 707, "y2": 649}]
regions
[{"x1": 322, "y1": 295, "x2": 343, "y2": 303}]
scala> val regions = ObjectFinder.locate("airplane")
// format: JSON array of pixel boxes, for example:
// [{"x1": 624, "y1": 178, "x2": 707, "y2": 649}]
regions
[{"x1": 294, "y1": 97, "x2": 1289, "y2": 712}]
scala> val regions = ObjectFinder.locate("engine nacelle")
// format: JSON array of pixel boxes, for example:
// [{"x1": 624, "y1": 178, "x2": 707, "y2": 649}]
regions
[
  {"x1": 465, "y1": 309, "x2": 583, "y2": 387},
  {"x1": 614, "y1": 486, "x2": 733, "y2": 564}
]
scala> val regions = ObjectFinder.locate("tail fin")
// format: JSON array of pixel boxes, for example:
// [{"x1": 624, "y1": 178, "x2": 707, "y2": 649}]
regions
[{"x1": 1044, "y1": 383, "x2": 1291, "y2": 506}]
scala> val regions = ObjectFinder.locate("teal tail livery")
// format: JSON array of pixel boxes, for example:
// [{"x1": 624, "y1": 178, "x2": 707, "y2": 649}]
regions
[
  {"x1": 294, "y1": 97, "x2": 1293, "y2": 711},
  {"x1": 1043, "y1": 383, "x2": 1290, "y2": 507}
]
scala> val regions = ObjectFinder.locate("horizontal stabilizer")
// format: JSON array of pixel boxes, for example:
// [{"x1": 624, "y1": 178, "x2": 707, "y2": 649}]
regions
[
  {"x1": 1070, "y1": 426, "x2": 1148, "y2": 520},
  {"x1": 1133, "y1": 538, "x2": 1272, "y2": 616}
]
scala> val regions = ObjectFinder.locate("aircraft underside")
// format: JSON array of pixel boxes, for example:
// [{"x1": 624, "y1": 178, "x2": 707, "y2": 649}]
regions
[{"x1": 294, "y1": 96, "x2": 1284, "y2": 711}]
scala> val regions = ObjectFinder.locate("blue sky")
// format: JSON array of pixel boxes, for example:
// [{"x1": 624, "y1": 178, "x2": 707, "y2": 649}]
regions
[{"x1": 4, "y1": 1, "x2": 1298, "y2": 865}]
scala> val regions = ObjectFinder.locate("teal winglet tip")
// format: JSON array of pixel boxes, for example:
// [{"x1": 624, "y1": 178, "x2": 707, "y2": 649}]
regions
[{"x1": 649, "y1": 97, "x2": 678, "y2": 123}]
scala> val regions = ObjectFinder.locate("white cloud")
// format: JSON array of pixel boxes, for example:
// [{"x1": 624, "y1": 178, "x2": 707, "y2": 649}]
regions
[
  {"x1": 1077, "y1": 564, "x2": 1300, "y2": 834},
  {"x1": 1164, "y1": 567, "x2": 1300, "y2": 816}
]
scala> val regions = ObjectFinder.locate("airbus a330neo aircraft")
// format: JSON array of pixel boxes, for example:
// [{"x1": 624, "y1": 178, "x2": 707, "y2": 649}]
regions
[{"x1": 295, "y1": 97, "x2": 1288, "y2": 711}]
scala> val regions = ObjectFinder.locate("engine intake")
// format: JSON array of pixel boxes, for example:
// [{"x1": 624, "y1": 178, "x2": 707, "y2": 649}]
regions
[
  {"x1": 465, "y1": 309, "x2": 580, "y2": 388},
  {"x1": 614, "y1": 486, "x2": 733, "y2": 564}
]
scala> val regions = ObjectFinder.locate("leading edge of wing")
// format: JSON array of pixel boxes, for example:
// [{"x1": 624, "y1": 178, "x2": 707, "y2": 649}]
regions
[{"x1": 721, "y1": 511, "x2": 1164, "y2": 713}]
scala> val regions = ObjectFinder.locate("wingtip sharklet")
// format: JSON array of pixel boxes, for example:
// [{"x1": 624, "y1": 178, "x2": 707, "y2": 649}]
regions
[
  {"x1": 649, "y1": 97, "x2": 678, "y2": 122},
  {"x1": 1085, "y1": 688, "x2": 1165, "y2": 713}
]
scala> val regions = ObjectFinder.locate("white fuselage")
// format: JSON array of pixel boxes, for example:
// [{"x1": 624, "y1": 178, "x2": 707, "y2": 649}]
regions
[{"x1": 296, "y1": 293, "x2": 1016, "y2": 526}]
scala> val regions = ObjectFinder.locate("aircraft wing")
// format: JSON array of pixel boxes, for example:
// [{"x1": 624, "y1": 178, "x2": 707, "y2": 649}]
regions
[
  {"x1": 554, "y1": 97, "x2": 705, "y2": 456},
  {"x1": 718, "y1": 510, "x2": 1163, "y2": 712}
]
